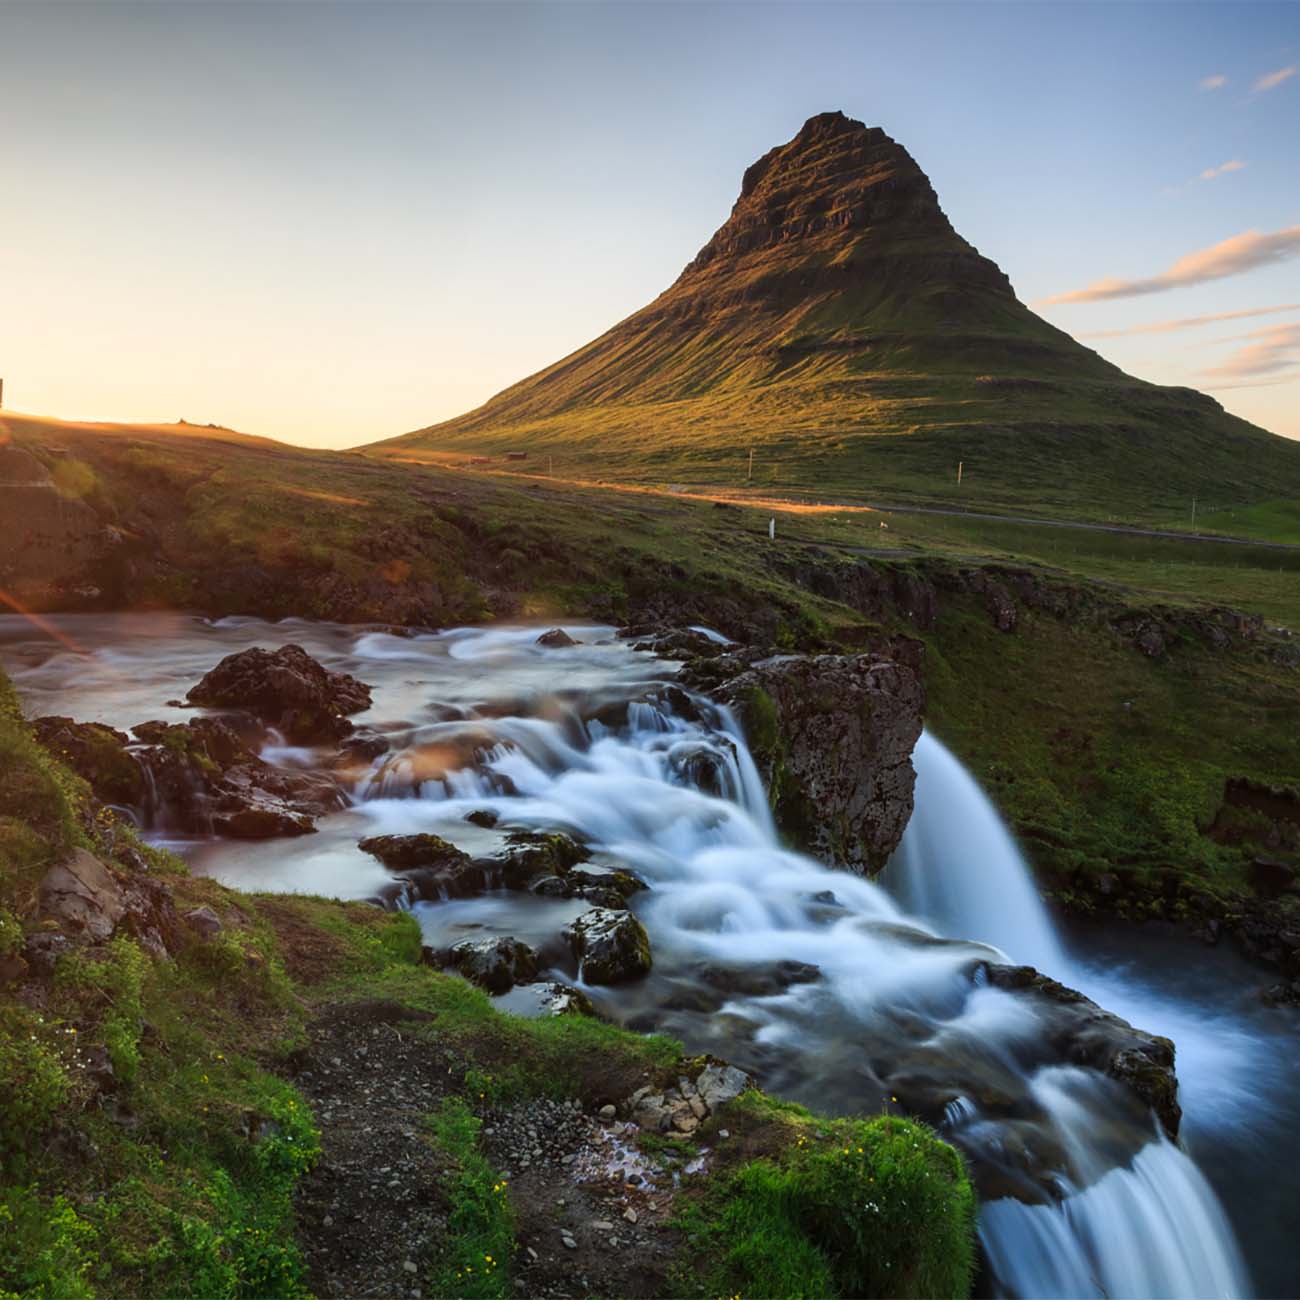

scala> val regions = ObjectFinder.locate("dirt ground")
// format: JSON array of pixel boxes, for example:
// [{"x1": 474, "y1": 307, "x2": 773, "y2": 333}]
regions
[{"x1": 291, "y1": 1000, "x2": 687, "y2": 1300}]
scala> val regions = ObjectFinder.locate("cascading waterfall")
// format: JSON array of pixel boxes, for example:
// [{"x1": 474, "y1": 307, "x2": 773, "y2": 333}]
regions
[
  {"x1": 886, "y1": 732, "x2": 1250, "y2": 1299},
  {"x1": 1, "y1": 615, "x2": 1262, "y2": 1298},
  {"x1": 340, "y1": 632, "x2": 1249, "y2": 1300},
  {"x1": 887, "y1": 732, "x2": 1066, "y2": 973}
]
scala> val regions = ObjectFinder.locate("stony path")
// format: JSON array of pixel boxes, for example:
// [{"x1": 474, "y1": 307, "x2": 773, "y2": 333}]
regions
[
  {"x1": 293, "y1": 1001, "x2": 456, "y2": 1299},
  {"x1": 291, "y1": 1000, "x2": 685, "y2": 1299}
]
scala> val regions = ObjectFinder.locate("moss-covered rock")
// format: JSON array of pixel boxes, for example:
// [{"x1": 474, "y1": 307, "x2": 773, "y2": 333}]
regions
[
  {"x1": 31, "y1": 717, "x2": 147, "y2": 809},
  {"x1": 445, "y1": 936, "x2": 539, "y2": 993},
  {"x1": 723, "y1": 654, "x2": 925, "y2": 874},
  {"x1": 358, "y1": 832, "x2": 470, "y2": 872},
  {"x1": 564, "y1": 907, "x2": 652, "y2": 984}
]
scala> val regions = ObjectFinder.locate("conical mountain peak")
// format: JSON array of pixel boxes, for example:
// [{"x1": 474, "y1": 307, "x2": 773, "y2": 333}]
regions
[
  {"x1": 376, "y1": 113, "x2": 1300, "y2": 521},
  {"x1": 686, "y1": 112, "x2": 954, "y2": 274}
]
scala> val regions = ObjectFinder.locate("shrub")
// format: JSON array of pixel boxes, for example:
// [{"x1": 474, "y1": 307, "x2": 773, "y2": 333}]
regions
[
  {"x1": 678, "y1": 1112, "x2": 976, "y2": 1300},
  {"x1": 55, "y1": 936, "x2": 148, "y2": 1084}
]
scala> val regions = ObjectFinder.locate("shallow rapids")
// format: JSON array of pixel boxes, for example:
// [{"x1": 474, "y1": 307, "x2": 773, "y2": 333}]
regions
[{"x1": 4, "y1": 613, "x2": 1293, "y2": 1298}]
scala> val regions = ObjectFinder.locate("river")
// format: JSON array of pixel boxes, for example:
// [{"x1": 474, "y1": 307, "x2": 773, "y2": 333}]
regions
[{"x1": 3, "y1": 612, "x2": 1296, "y2": 1298}]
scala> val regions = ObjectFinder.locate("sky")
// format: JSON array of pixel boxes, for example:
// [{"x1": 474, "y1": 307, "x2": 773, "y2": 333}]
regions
[{"x1": 0, "y1": 0, "x2": 1297, "y2": 448}]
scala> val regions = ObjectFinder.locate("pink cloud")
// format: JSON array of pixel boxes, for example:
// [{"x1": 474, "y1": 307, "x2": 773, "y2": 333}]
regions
[
  {"x1": 1200, "y1": 159, "x2": 1246, "y2": 181},
  {"x1": 1199, "y1": 73, "x2": 1228, "y2": 91},
  {"x1": 1039, "y1": 225, "x2": 1300, "y2": 305},
  {"x1": 1253, "y1": 65, "x2": 1297, "y2": 92},
  {"x1": 1078, "y1": 303, "x2": 1300, "y2": 339},
  {"x1": 1203, "y1": 322, "x2": 1300, "y2": 379}
]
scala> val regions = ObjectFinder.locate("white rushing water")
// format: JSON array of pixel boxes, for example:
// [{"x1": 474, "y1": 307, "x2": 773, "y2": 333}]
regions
[
  {"x1": 889, "y1": 733, "x2": 1067, "y2": 974},
  {"x1": 0, "y1": 616, "x2": 1261, "y2": 1298},
  {"x1": 886, "y1": 734, "x2": 1251, "y2": 1299},
  {"x1": 333, "y1": 629, "x2": 1250, "y2": 1300}
]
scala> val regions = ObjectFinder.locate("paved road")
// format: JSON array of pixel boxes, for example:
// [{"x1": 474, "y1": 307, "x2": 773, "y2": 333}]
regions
[
  {"x1": 852, "y1": 501, "x2": 1300, "y2": 552},
  {"x1": 428, "y1": 459, "x2": 1300, "y2": 553}
]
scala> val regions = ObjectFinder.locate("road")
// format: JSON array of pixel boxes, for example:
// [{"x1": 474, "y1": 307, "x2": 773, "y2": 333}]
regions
[
  {"x1": 846, "y1": 501, "x2": 1300, "y2": 552},
  {"x1": 424, "y1": 458, "x2": 1300, "y2": 553}
]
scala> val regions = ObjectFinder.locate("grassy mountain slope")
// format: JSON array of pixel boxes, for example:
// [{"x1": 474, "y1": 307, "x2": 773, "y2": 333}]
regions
[{"x1": 370, "y1": 112, "x2": 1300, "y2": 524}]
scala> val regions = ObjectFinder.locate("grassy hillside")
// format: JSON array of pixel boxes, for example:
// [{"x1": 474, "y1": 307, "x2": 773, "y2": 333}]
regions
[{"x1": 369, "y1": 113, "x2": 1300, "y2": 526}]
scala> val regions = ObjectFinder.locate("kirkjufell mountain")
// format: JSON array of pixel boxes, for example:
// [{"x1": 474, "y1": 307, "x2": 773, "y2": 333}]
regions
[{"x1": 373, "y1": 111, "x2": 1300, "y2": 517}]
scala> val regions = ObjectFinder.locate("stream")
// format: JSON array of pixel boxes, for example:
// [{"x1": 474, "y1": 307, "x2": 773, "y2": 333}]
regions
[{"x1": 3, "y1": 611, "x2": 1297, "y2": 1299}]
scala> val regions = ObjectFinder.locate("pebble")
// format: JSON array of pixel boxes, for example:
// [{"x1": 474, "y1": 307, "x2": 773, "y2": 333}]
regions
[
  {"x1": 623, "y1": 1208, "x2": 638, "y2": 1224},
  {"x1": 598, "y1": 1104, "x2": 617, "y2": 1122},
  {"x1": 561, "y1": 1235, "x2": 577, "y2": 1250},
  {"x1": 719, "y1": 1129, "x2": 730, "y2": 1139},
  {"x1": 592, "y1": 1220, "x2": 613, "y2": 1231},
  {"x1": 402, "y1": 1260, "x2": 417, "y2": 1275}
]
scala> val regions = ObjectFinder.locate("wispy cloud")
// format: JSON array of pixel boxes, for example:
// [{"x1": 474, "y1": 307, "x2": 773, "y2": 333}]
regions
[
  {"x1": 1203, "y1": 322, "x2": 1300, "y2": 379},
  {"x1": 1253, "y1": 65, "x2": 1296, "y2": 92},
  {"x1": 1200, "y1": 159, "x2": 1246, "y2": 181},
  {"x1": 1078, "y1": 303, "x2": 1300, "y2": 339},
  {"x1": 1199, "y1": 73, "x2": 1228, "y2": 91},
  {"x1": 1039, "y1": 225, "x2": 1300, "y2": 305}
]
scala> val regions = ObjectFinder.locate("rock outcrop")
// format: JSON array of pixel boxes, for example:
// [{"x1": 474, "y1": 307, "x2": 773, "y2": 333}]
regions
[
  {"x1": 35, "y1": 848, "x2": 183, "y2": 960},
  {"x1": 187, "y1": 644, "x2": 372, "y2": 743},
  {"x1": 719, "y1": 652, "x2": 924, "y2": 874},
  {"x1": 536, "y1": 628, "x2": 577, "y2": 648},
  {"x1": 38, "y1": 849, "x2": 125, "y2": 943},
  {"x1": 32, "y1": 717, "x2": 148, "y2": 808},
  {"x1": 625, "y1": 1062, "x2": 753, "y2": 1135},
  {"x1": 35, "y1": 713, "x2": 347, "y2": 839}
]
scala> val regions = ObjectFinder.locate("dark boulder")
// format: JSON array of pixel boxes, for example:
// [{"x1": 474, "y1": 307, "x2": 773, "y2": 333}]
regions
[
  {"x1": 187, "y1": 643, "x2": 372, "y2": 743},
  {"x1": 359, "y1": 833, "x2": 489, "y2": 904},
  {"x1": 358, "y1": 833, "x2": 470, "y2": 872},
  {"x1": 445, "y1": 936, "x2": 539, "y2": 993},
  {"x1": 565, "y1": 907, "x2": 652, "y2": 984},
  {"x1": 335, "y1": 730, "x2": 391, "y2": 767},
  {"x1": 127, "y1": 718, "x2": 345, "y2": 838},
  {"x1": 982, "y1": 963, "x2": 1181, "y2": 1137},
  {"x1": 536, "y1": 628, "x2": 577, "y2": 648},
  {"x1": 493, "y1": 830, "x2": 590, "y2": 889}
]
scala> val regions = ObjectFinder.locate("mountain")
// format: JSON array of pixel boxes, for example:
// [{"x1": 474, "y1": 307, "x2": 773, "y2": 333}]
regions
[{"x1": 369, "y1": 111, "x2": 1300, "y2": 523}]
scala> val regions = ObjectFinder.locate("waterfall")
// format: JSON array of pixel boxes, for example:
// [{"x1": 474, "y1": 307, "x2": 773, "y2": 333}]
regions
[
  {"x1": 979, "y1": 1071, "x2": 1248, "y2": 1300},
  {"x1": 347, "y1": 650, "x2": 1250, "y2": 1299},
  {"x1": 887, "y1": 731, "x2": 1251, "y2": 1299},
  {"x1": 887, "y1": 732, "x2": 1065, "y2": 972}
]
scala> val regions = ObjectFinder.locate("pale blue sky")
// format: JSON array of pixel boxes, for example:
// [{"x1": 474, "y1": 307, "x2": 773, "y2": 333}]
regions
[{"x1": 0, "y1": 1, "x2": 1296, "y2": 445}]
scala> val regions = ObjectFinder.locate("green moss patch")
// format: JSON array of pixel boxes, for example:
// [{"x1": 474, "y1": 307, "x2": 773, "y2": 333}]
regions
[{"x1": 674, "y1": 1094, "x2": 976, "y2": 1299}]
